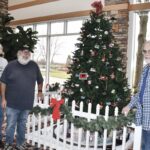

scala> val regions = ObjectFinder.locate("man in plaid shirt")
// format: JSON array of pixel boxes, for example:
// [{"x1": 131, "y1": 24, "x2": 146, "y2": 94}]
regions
[{"x1": 122, "y1": 40, "x2": 150, "y2": 150}]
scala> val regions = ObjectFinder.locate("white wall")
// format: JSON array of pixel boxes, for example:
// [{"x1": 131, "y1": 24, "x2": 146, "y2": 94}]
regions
[{"x1": 8, "y1": 0, "x2": 100, "y2": 21}]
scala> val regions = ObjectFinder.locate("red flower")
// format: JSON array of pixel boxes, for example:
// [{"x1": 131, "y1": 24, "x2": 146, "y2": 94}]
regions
[{"x1": 91, "y1": 1, "x2": 103, "y2": 14}]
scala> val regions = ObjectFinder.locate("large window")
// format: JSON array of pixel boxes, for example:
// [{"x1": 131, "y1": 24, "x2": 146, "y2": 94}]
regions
[
  {"x1": 49, "y1": 35, "x2": 79, "y2": 84},
  {"x1": 24, "y1": 18, "x2": 85, "y2": 85}
]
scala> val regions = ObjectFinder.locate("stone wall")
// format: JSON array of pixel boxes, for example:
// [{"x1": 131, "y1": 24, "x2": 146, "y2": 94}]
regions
[
  {"x1": 105, "y1": 0, "x2": 129, "y2": 63},
  {"x1": 0, "y1": 0, "x2": 8, "y2": 14}
]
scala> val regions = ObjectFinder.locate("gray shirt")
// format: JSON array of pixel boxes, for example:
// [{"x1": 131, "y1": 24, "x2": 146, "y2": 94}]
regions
[{"x1": 0, "y1": 60, "x2": 43, "y2": 110}]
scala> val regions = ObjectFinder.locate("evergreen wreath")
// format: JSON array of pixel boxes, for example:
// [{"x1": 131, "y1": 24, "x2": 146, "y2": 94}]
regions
[{"x1": 30, "y1": 104, "x2": 135, "y2": 132}]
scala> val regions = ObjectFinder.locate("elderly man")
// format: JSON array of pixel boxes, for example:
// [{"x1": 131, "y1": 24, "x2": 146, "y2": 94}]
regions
[
  {"x1": 0, "y1": 44, "x2": 8, "y2": 148},
  {"x1": 0, "y1": 48, "x2": 43, "y2": 150},
  {"x1": 122, "y1": 40, "x2": 150, "y2": 150}
]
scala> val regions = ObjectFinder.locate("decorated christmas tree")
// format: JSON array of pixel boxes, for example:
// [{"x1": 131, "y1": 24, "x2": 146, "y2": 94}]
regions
[{"x1": 63, "y1": 1, "x2": 130, "y2": 114}]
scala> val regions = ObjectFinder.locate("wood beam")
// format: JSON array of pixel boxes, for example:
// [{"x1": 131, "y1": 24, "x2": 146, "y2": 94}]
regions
[
  {"x1": 10, "y1": 3, "x2": 129, "y2": 26},
  {"x1": 129, "y1": 3, "x2": 150, "y2": 11},
  {"x1": 8, "y1": 0, "x2": 60, "y2": 11},
  {"x1": 10, "y1": 10, "x2": 91, "y2": 26}
]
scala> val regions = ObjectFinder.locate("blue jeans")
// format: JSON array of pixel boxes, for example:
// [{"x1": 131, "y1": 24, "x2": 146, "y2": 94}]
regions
[
  {"x1": 6, "y1": 107, "x2": 30, "y2": 146},
  {"x1": 0, "y1": 96, "x2": 3, "y2": 141},
  {"x1": 142, "y1": 129, "x2": 150, "y2": 150}
]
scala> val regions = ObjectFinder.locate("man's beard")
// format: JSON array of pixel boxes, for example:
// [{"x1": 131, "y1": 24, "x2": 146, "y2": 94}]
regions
[
  {"x1": 18, "y1": 55, "x2": 31, "y2": 65},
  {"x1": 144, "y1": 57, "x2": 150, "y2": 64}
]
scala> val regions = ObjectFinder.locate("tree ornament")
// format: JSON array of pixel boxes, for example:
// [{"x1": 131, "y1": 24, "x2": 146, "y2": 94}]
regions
[
  {"x1": 96, "y1": 19, "x2": 101, "y2": 23},
  {"x1": 117, "y1": 57, "x2": 121, "y2": 61},
  {"x1": 117, "y1": 68, "x2": 122, "y2": 71},
  {"x1": 90, "y1": 68, "x2": 96, "y2": 72},
  {"x1": 106, "y1": 102, "x2": 111, "y2": 106},
  {"x1": 104, "y1": 31, "x2": 108, "y2": 35},
  {"x1": 79, "y1": 73, "x2": 88, "y2": 80},
  {"x1": 80, "y1": 88, "x2": 83, "y2": 92},
  {"x1": 110, "y1": 73, "x2": 115, "y2": 79},
  {"x1": 87, "y1": 60, "x2": 92, "y2": 63},
  {"x1": 81, "y1": 96, "x2": 85, "y2": 99},
  {"x1": 102, "y1": 45, "x2": 106, "y2": 49},
  {"x1": 109, "y1": 53, "x2": 112, "y2": 58},
  {"x1": 91, "y1": 0, "x2": 103, "y2": 14},
  {"x1": 71, "y1": 84, "x2": 74, "y2": 87},
  {"x1": 99, "y1": 76, "x2": 108, "y2": 80},
  {"x1": 88, "y1": 80, "x2": 92, "y2": 84},
  {"x1": 75, "y1": 84, "x2": 79, "y2": 87},
  {"x1": 111, "y1": 89, "x2": 116, "y2": 94},
  {"x1": 95, "y1": 86, "x2": 99, "y2": 89},
  {"x1": 75, "y1": 73, "x2": 79, "y2": 77},
  {"x1": 123, "y1": 87, "x2": 128, "y2": 92},
  {"x1": 90, "y1": 50, "x2": 95, "y2": 56},
  {"x1": 94, "y1": 44, "x2": 99, "y2": 49},
  {"x1": 102, "y1": 56, "x2": 106, "y2": 62},
  {"x1": 81, "y1": 50, "x2": 84, "y2": 56},
  {"x1": 109, "y1": 43, "x2": 114, "y2": 47}
]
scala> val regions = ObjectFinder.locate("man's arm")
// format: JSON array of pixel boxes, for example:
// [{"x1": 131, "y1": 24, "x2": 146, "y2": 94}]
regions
[
  {"x1": 1, "y1": 82, "x2": 7, "y2": 109},
  {"x1": 37, "y1": 83, "x2": 43, "y2": 100}
]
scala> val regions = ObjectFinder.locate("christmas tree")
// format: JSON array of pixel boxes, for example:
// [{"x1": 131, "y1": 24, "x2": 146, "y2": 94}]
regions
[{"x1": 63, "y1": 1, "x2": 130, "y2": 114}]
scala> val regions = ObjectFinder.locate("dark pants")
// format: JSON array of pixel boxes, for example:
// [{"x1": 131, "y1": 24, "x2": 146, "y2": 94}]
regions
[{"x1": 142, "y1": 129, "x2": 150, "y2": 150}]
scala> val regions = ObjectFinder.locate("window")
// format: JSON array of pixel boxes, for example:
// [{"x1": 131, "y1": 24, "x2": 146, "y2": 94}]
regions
[
  {"x1": 36, "y1": 23, "x2": 47, "y2": 35},
  {"x1": 32, "y1": 37, "x2": 47, "y2": 82},
  {"x1": 67, "y1": 20, "x2": 83, "y2": 33},
  {"x1": 23, "y1": 18, "x2": 85, "y2": 84},
  {"x1": 49, "y1": 35, "x2": 79, "y2": 84},
  {"x1": 51, "y1": 22, "x2": 64, "y2": 35}
]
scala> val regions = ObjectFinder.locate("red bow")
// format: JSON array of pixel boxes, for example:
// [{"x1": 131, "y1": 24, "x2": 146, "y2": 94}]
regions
[
  {"x1": 91, "y1": 1, "x2": 103, "y2": 14},
  {"x1": 50, "y1": 98, "x2": 64, "y2": 121}
]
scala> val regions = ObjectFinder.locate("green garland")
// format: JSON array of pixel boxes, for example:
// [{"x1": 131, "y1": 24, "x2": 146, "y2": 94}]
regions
[{"x1": 30, "y1": 105, "x2": 135, "y2": 132}]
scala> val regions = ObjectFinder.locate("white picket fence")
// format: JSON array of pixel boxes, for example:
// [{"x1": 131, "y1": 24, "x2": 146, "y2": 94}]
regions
[{"x1": 26, "y1": 93, "x2": 142, "y2": 150}]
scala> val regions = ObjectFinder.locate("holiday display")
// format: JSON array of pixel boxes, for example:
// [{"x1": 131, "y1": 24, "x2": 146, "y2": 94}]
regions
[
  {"x1": 30, "y1": 104, "x2": 134, "y2": 132},
  {"x1": 63, "y1": 0, "x2": 131, "y2": 113},
  {"x1": 50, "y1": 98, "x2": 64, "y2": 121}
]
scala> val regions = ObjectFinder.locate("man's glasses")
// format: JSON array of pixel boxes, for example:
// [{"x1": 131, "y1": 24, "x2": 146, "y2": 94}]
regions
[{"x1": 142, "y1": 49, "x2": 150, "y2": 55}]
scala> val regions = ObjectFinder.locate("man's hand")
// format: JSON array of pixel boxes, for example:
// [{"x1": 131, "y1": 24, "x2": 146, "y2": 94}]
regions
[
  {"x1": 122, "y1": 105, "x2": 130, "y2": 116},
  {"x1": 1, "y1": 98, "x2": 7, "y2": 109},
  {"x1": 37, "y1": 92, "x2": 44, "y2": 102}
]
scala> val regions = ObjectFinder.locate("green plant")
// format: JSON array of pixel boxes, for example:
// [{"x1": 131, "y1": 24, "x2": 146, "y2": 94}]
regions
[{"x1": 0, "y1": 13, "x2": 38, "y2": 61}]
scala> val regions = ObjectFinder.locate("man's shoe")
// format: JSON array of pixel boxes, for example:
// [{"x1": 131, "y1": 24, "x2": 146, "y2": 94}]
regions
[
  {"x1": 15, "y1": 142, "x2": 32, "y2": 150},
  {"x1": 0, "y1": 140, "x2": 4, "y2": 148},
  {"x1": 4, "y1": 143, "x2": 14, "y2": 150}
]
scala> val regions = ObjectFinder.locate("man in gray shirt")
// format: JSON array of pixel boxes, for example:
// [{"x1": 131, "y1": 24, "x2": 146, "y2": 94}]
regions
[{"x1": 0, "y1": 48, "x2": 43, "y2": 150}]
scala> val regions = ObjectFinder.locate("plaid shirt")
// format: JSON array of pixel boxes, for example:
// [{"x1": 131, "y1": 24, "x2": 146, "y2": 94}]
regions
[{"x1": 128, "y1": 64, "x2": 150, "y2": 130}]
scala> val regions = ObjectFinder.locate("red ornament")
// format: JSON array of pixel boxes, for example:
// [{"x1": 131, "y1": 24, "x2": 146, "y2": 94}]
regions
[
  {"x1": 79, "y1": 73, "x2": 88, "y2": 80},
  {"x1": 50, "y1": 98, "x2": 64, "y2": 121},
  {"x1": 91, "y1": 1, "x2": 103, "y2": 14}
]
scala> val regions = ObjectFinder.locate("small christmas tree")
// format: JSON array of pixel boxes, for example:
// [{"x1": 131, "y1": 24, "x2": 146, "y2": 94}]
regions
[{"x1": 63, "y1": 1, "x2": 130, "y2": 114}]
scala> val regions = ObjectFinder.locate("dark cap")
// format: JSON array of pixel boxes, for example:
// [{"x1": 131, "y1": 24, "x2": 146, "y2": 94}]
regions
[{"x1": 19, "y1": 44, "x2": 34, "y2": 53}]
